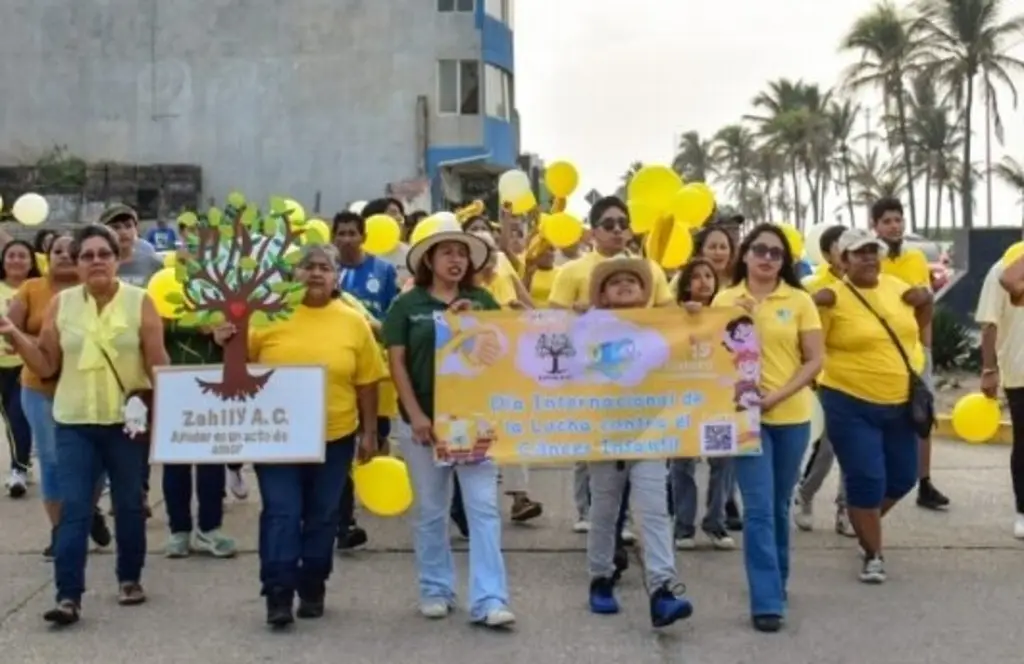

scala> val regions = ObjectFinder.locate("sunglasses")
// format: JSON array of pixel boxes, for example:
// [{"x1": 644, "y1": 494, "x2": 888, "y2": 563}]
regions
[
  {"x1": 597, "y1": 217, "x2": 629, "y2": 232},
  {"x1": 78, "y1": 249, "x2": 116, "y2": 263},
  {"x1": 749, "y1": 243, "x2": 786, "y2": 262}
]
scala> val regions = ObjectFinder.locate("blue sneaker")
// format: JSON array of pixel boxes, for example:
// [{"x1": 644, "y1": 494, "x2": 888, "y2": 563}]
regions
[
  {"x1": 649, "y1": 583, "x2": 693, "y2": 627},
  {"x1": 588, "y1": 577, "x2": 619, "y2": 615}
]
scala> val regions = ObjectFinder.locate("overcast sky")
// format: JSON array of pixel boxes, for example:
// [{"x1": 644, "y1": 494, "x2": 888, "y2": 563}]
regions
[{"x1": 514, "y1": 0, "x2": 1024, "y2": 228}]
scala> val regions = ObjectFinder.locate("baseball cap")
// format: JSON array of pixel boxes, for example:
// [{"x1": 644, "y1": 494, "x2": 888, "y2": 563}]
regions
[
  {"x1": 837, "y1": 228, "x2": 888, "y2": 256},
  {"x1": 98, "y1": 204, "x2": 139, "y2": 226}
]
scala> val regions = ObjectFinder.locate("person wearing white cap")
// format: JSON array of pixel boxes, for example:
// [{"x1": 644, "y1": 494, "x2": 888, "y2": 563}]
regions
[
  {"x1": 382, "y1": 218, "x2": 515, "y2": 628},
  {"x1": 814, "y1": 228, "x2": 927, "y2": 586}
]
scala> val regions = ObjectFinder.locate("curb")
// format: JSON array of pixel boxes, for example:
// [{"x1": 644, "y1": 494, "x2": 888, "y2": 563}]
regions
[{"x1": 935, "y1": 414, "x2": 1012, "y2": 445}]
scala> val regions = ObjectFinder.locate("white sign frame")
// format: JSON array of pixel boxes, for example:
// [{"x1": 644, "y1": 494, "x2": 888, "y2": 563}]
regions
[{"x1": 150, "y1": 364, "x2": 328, "y2": 464}]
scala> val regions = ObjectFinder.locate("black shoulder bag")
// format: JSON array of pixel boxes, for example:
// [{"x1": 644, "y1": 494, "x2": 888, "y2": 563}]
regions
[{"x1": 842, "y1": 282, "x2": 935, "y2": 438}]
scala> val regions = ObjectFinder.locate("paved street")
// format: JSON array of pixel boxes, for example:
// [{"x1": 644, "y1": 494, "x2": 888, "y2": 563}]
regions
[{"x1": 0, "y1": 440, "x2": 1020, "y2": 664}]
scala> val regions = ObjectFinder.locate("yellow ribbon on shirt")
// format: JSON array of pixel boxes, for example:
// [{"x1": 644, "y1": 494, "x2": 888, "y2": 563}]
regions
[{"x1": 76, "y1": 296, "x2": 128, "y2": 372}]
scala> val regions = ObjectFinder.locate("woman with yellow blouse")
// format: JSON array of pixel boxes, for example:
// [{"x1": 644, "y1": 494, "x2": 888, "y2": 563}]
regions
[
  {"x1": 0, "y1": 240, "x2": 40, "y2": 498},
  {"x1": 712, "y1": 223, "x2": 823, "y2": 633},
  {"x1": 814, "y1": 229, "x2": 926, "y2": 585},
  {"x1": 215, "y1": 243, "x2": 383, "y2": 627},
  {"x1": 0, "y1": 225, "x2": 168, "y2": 626},
  {"x1": 522, "y1": 236, "x2": 559, "y2": 307}
]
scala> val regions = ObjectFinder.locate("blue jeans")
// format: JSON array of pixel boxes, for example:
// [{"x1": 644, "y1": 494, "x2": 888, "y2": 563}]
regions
[
  {"x1": 1, "y1": 366, "x2": 32, "y2": 473},
  {"x1": 819, "y1": 387, "x2": 918, "y2": 508},
  {"x1": 22, "y1": 387, "x2": 58, "y2": 501},
  {"x1": 163, "y1": 464, "x2": 226, "y2": 534},
  {"x1": 254, "y1": 436, "x2": 354, "y2": 595},
  {"x1": 53, "y1": 424, "x2": 148, "y2": 603},
  {"x1": 670, "y1": 457, "x2": 734, "y2": 536},
  {"x1": 735, "y1": 422, "x2": 810, "y2": 617},
  {"x1": 399, "y1": 425, "x2": 508, "y2": 620}
]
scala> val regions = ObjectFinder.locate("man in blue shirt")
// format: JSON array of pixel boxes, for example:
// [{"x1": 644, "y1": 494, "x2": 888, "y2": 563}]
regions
[
  {"x1": 331, "y1": 211, "x2": 398, "y2": 551},
  {"x1": 144, "y1": 218, "x2": 179, "y2": 251}
]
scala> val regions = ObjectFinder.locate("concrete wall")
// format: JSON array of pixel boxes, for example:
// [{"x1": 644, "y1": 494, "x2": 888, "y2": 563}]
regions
[{"x1": 0, "y1": 0, "x2": 484, "y2": 215}]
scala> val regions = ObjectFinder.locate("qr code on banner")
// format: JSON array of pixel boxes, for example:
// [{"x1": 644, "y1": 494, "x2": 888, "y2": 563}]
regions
[{"x1": 700, "y1": 422, "x2": 737, "y2": 456}]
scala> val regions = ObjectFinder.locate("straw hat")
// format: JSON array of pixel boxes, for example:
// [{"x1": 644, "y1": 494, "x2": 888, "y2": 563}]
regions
[
  {"x1": 589, "y1": 255, "x2": 653, "y2": 306},
  {"x1": 406, "y1": 217, "x2": 491, "y2": 275}
]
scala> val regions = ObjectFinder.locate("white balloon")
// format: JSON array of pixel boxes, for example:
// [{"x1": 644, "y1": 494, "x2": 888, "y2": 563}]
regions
[
  {"x1": 497, "y1": 170, "x2": 531, "y2": 201},
  {"x1": 348, "y1": 200, "x2": 368, "y2": 215},
  {"x1": 12, "y1": 193, "x2": 49, "y2": 226},
  {"x1": 803, "y1": 225, "x2": 829, "y2": 264},
  {"x1": 433, "y1": 211, "x2": 458, "y2": 225},
  {"x1": 809, "y1": 393, "x2": 825, "y2": 443}
]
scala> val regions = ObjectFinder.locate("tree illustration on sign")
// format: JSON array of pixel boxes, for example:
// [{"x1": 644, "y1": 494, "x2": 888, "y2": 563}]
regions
[
  {"x1": 168, "y1": 193, "x2": 327, "y2": 401},
  {"x1": 535, "y1": 333, "x2": 575, "y2": 374}
]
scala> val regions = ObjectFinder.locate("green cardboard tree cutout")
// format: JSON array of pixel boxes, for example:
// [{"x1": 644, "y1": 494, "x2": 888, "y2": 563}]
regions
[{"x1": 169, "y1": 193, "x2": 326, "y2": 401}]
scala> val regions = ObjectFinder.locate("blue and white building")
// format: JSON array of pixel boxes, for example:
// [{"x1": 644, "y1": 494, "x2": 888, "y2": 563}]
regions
[{"x1": 1, "y1": 0, "x2": 520, "y2": 214}]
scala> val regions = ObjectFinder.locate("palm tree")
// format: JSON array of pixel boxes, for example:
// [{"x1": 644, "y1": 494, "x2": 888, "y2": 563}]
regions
[
  {"x1": 827, "y1": 99, "x2": 862, "y2": 227},
  {"x1": 751, "y1": 144, "x2": 787, "y2": 222},
  {"x1": 840, "y1": 1, "x2": 930, "y2": 231},
  {"x1": 711, "y1": 125, "x2": 758, "y2": 219},
  {"x1": 991, "y1": 156, "x2": 1024, "y2": 225},
  {"x1": 850, "y1": 147, "x2": 908, "y2": 205},
  {"x1": 918, "y1": 0, "x2": 1024, "y2": 228},
  {"x1": 672, "y1": 132, "x2": 715, "y2": 182},
  {"x1": 615, "y1": 161, "x2": 644, "y2": 200}
]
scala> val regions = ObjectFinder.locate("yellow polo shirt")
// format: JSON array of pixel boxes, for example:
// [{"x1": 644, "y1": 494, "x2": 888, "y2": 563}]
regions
[
  {"x1": 802, "y1": 265, "x2": 841, "y2": 293},
  {"x1": 548, "y1": 252, "x2": 673, "y2": 308},
  {"x1": 818, "y1": 274, "x2": 924, "y2": 404},
  {"x1": 976, "y1": 262, "x2": 1024, "y2": 389},
  {"x1": 881, "y1": 247, "x2": 930, "y2": 288},
  {"x1": 713, "y1": 282, "x2": 821, "y2": 425}
]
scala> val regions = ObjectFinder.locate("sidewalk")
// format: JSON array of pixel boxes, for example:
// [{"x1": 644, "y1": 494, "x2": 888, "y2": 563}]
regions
[{"x1": 0, "y1": 440, "x2": 1020, "y2": 664}]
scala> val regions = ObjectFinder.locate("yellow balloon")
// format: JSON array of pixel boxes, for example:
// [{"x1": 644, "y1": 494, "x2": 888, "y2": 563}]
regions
[
  {"x1": 628, "y1": 200, "x2": 660, "y2": 235},
  {"x1": 952, "y1": 392, "x2": 1002, "y2": 443},
  {"x1": 660, "y1": 225, "x2": 695, "y2": 270},
  {"x1": 509, "y1": 191, "x2": 537, "y2": 215},
  {"x1": 353, "y1": 457, "x2": 413, "y2": 517},
  {"x1": 303, "y1": 218, "x2": 330, "y2": 245},
  {"x1": 778, "y1": 223, "x2": 804, "y2": 258},
  {"x1": 541, "y1": 212, "x2": 584, "y2": 249},
  {"x1": 363, "y1": 214, "x2": 402, "y2": 256},
  {"x1": 283, "y1": 199, "x2": 306, "y2": 225},
  {"x1": 162, "y1": 252, "x2": 176, "y2": 268},
  {"x1": 1001, "y1": 241, "x2": 1024, "y2": 267},
  {"x1": 146, "y1": 267, "x2": 186, "y2": 320},
  {"x1": 545, "y1": 161, "x2": 579, "y2": 198},
  {"x1": 410, "y1": 216, "x2": 442, "y2": 245},
  {"x1": 12, "y1": 193, "x2": 49, "y2": 226},
  {"x1": 627, "y1": 166, "x2": 683, "y2": 210},
  {"x1": 671, "y1": 184, "x2": 716, "y2": 227}
]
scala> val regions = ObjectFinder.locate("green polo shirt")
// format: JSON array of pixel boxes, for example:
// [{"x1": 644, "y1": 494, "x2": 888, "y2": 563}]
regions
[{"x1": 382, "y1": 285, "x2": 499, "y2": 421}]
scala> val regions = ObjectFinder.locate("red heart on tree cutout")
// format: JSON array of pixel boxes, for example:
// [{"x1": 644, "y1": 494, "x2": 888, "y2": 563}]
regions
[{"x1": 228, "y1": 302, "x2": 247, "y2": 319}]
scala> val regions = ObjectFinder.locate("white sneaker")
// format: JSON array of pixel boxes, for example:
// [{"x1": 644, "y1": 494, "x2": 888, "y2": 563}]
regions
[
  {"x1": 227, "y1": 468, "x2": 248, "y2": 500},
  {"x1": 1014, "y1": 514, "x2": 1024, "y2": 540},
  {"x1": 675, "y1": 536, "x2": 696, "y2": 551},
  {"x1": 859, "y1": 555, "x2": 886, "y2": 584},
  {"x1": 707, "y1": 530, "x2": 736, "y2": 550},
  {"x1": 620, "y1": 528, "x2": 637, "y2": 544},
  {"x1": 572, "y1": 519, "x2": 590, "y2": 533},
  {"x1": 793, "y1": 496, "x2": 814, "y2": 531},
  {"x1": 5, "y1": 469, "x2": 27, "y2": 498},
  {"x1": 419, "y1": 601, "x2": 451, "y2": 619},
  {"x1": 482, "y1": 606, "x2": 516, "y2": 627}
]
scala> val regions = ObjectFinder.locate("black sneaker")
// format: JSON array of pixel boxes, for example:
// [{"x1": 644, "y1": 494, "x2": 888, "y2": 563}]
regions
[
  {"x1": 916, "y1": 479, "x2": 950, "y2": 511},
  {"x1": 265, "y1": 587, "x2": 294, "y2": 627},
  {"x1": 296, "y1": 580, "x2": 325, "y2": 619},
  {"x1": 90, "y1": 510, "x2": 112, "y2": 548},
  {"x1": 337, "y1": 525, "x2": 368, "y2": 550},
  {"x1": 752, "y1": 614, "x2": 783, "y2": 632}
]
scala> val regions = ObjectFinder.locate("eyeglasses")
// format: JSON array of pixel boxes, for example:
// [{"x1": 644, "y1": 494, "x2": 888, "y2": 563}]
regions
[
  {"x1": 598, "y1": 217, "x2": 629, "y2": 232},
  {"x1": 749, "y1": 243, "x2": 785, "y2": 262},
  {"x1": 77, "y1": 249, "x2": 116, "y2": 263}
]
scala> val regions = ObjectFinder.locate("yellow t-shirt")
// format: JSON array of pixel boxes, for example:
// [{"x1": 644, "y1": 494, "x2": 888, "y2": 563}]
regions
[
  {"x1": 802, "y1": 265, "x2": 841, "y2": 293},
  {"x1": 0, "y1": 282, "x2": 22, "y2": 368},
  {"x1": 881, "y1": 247, "x2": 930, "y2": 288},
  {"x1": 482, "y1": 271, "x2": 518, "y2": 306},
  {"x1": 548, "y1": 252, "x2": 674, "y2": 308},
  {"x1": 713, "y1": 282, "x2": 822, "y2": 425},
  {"x1": 249, "y1": 301, "x2": 384, "y2": 440},
  {"x1": 818, "y1": 274, "x2": 925, "y2": 404},
  {"x1": 529, "y1": 268, "x2": 558, "y2": 307}
]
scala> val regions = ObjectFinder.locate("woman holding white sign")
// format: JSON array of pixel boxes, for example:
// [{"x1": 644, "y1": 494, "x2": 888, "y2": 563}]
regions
[
  {"x1": 382, "y1": 218, "x2": 516, "y2": 628},
  {"x1": 0, "y1": 224, "x2": 169, "y2": 626},
  {"x1": 214, "y1": 243, "x2": 383, "y2": 628}
]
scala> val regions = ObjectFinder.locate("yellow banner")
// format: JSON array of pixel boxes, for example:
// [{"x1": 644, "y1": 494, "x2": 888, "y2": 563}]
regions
[{"x1": 433, "y1": 308, "x2": 762, "y2": 465}]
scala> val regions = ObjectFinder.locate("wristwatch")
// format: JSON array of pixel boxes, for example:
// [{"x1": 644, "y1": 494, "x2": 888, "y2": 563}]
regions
[{"x1": 981, "y1": 367, "x2": 999, "y2": 375}]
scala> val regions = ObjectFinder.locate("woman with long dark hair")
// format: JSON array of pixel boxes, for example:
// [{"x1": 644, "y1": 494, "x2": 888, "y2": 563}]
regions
[{"x1": 713, "y1": 223, "x2": 823, "y2": 632}]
